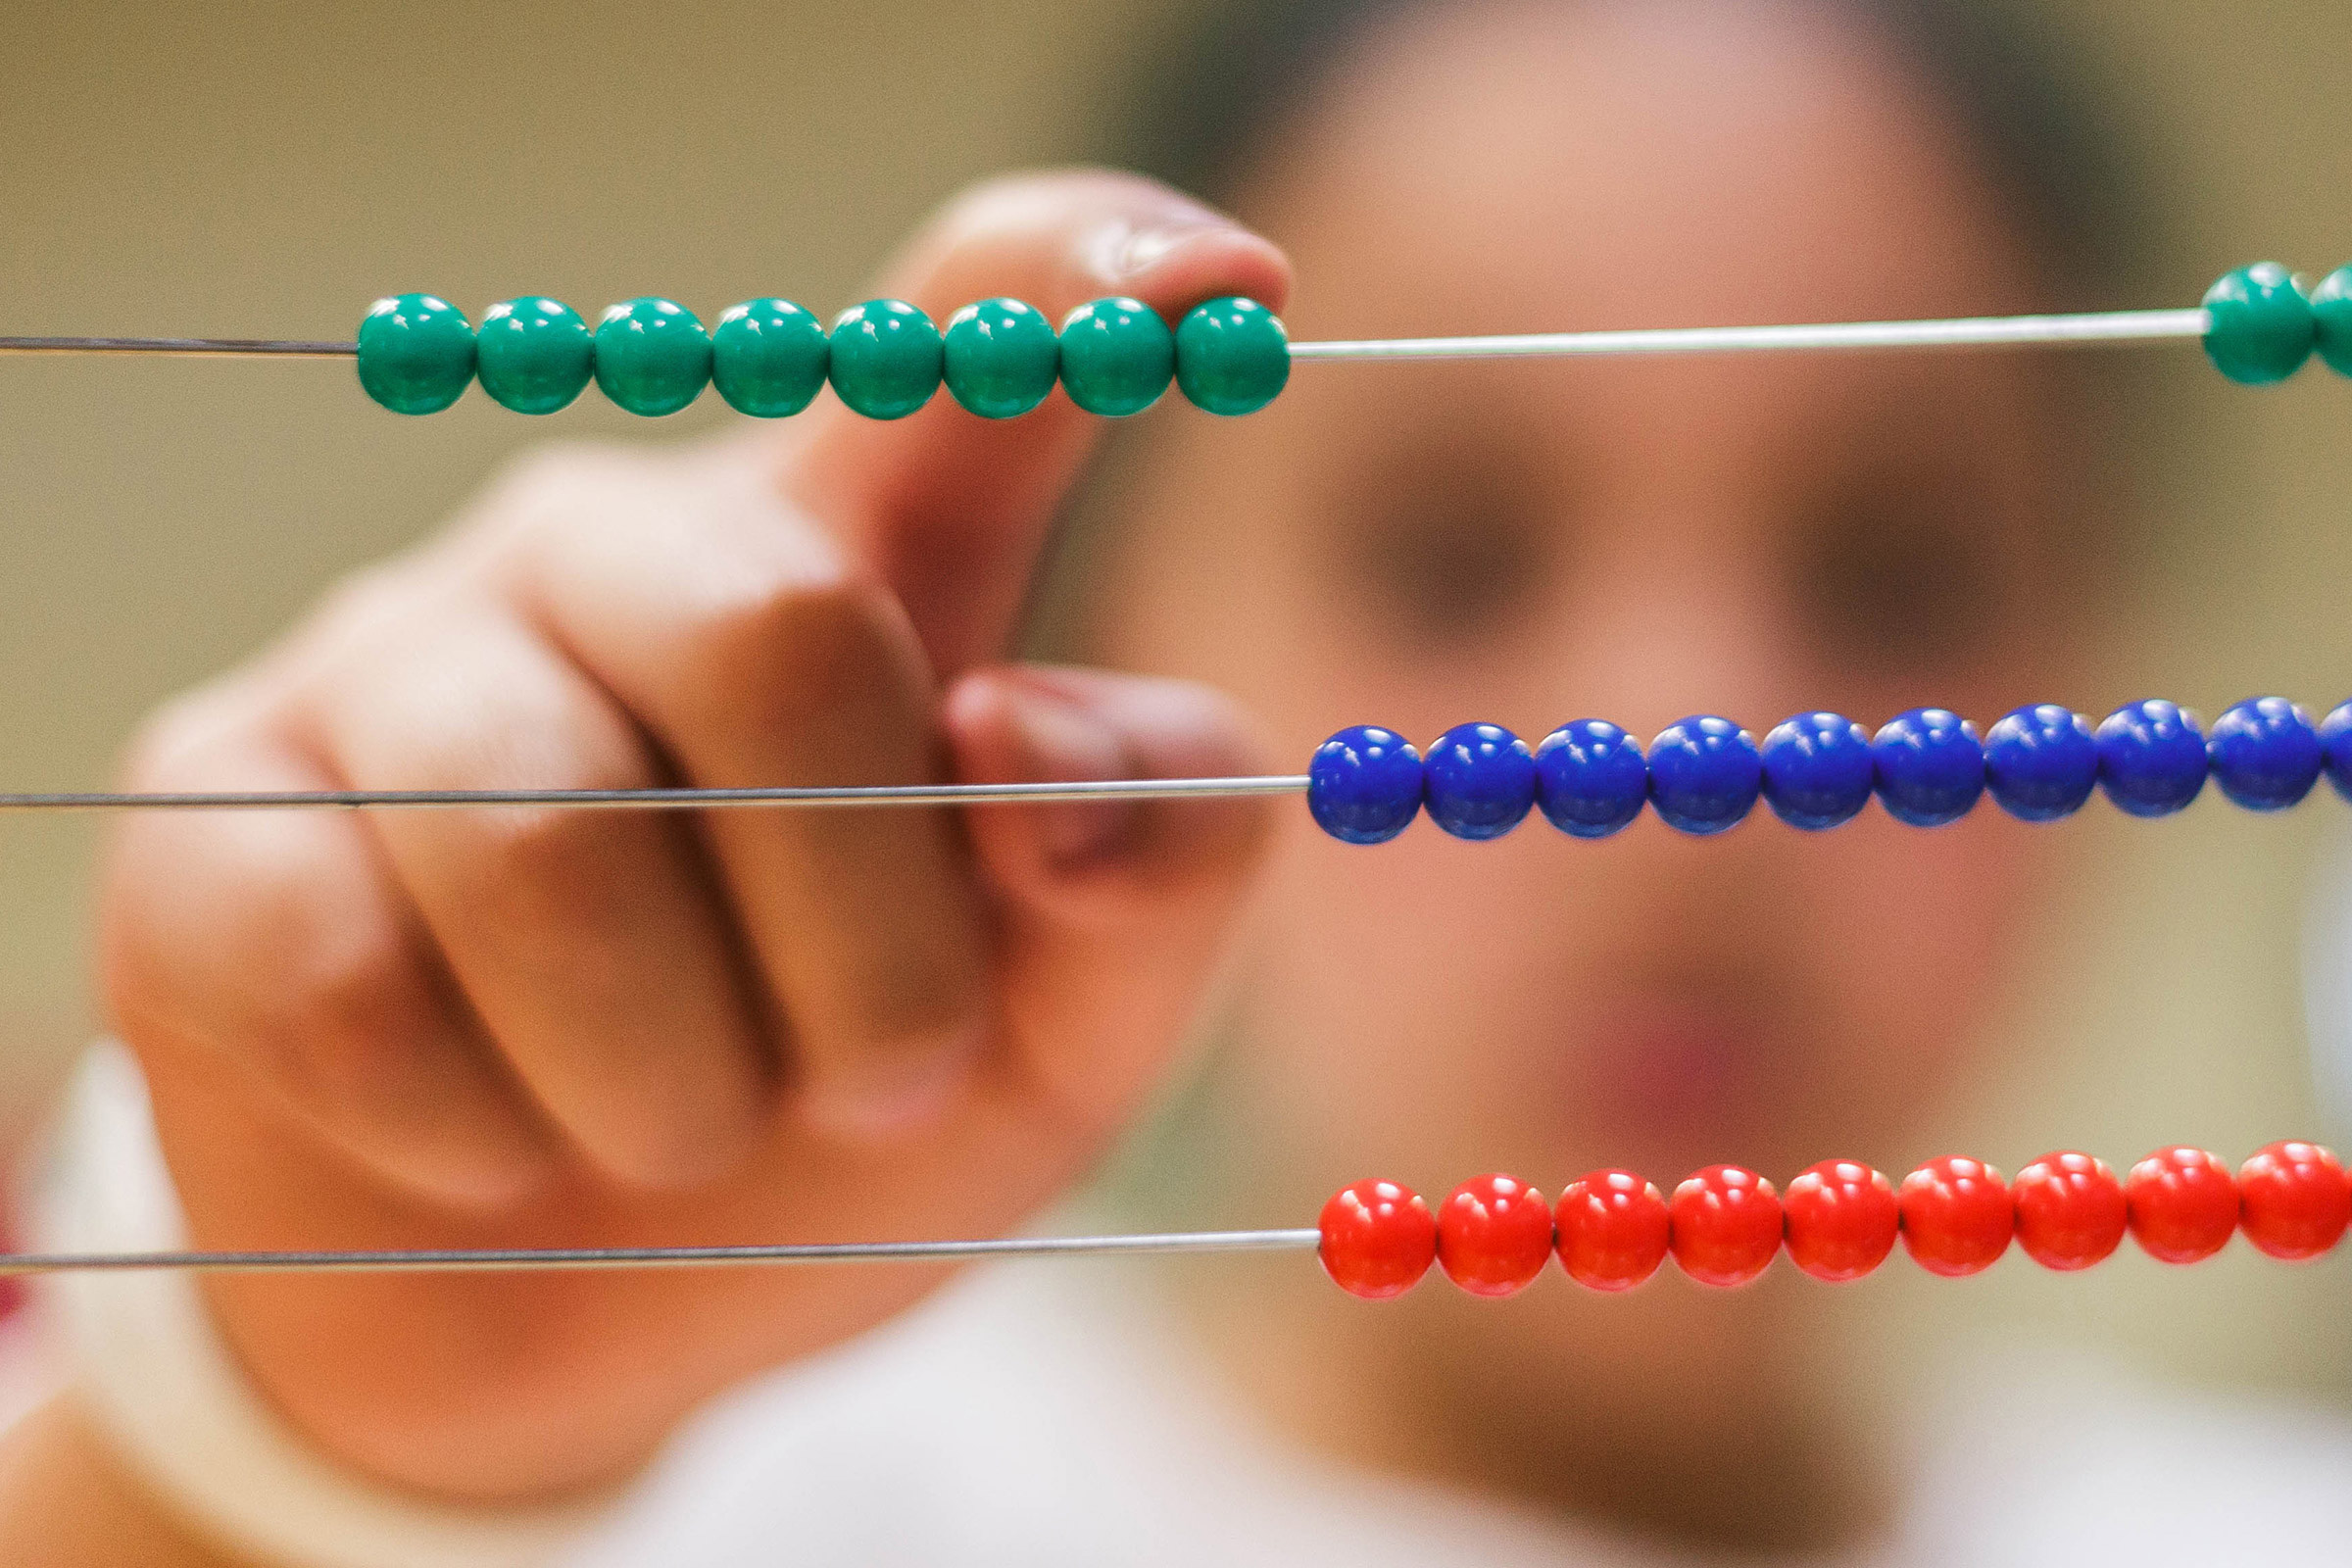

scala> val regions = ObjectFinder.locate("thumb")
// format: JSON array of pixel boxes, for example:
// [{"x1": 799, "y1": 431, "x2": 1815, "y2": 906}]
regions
[{"x1": 944, "y1": 665, "x2": 1273, "y2": 1134}]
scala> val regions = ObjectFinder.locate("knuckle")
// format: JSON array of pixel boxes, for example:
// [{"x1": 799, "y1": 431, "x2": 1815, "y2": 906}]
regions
[
  {"x1": 680, "y1": 555, "x2": 926, "y2": 730},
  {"x1": 466, "y1": 441, "x2": 666, "y2": 554}
]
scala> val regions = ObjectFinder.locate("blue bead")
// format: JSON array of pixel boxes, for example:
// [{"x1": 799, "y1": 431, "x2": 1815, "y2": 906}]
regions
[
  {"x1": 1759, "y1": 711, "x2": 1873, "y2": 830},
  {"x1": 1646, "y1": 716, "x2": 1760, "y2": 835},
  {"x1": 1983, "y1": 705, "x2": 2097, "y2": 821},
  {"x1": 2207, "y1": 696, "x2": 2322, "y2": 810},
  {"x1": 1422, "y1": 723, "x2": 1536, "y2": 840},
  {"x1": 2323, "y1": 702, "x2": 2352, "y2": 803},
  {"x1": 1533, "y1": 720, "x2": 1646, "y2": 838},
  {"x1": 1307, "y1": 726, "x2": 1424, "y2": 844},
  {"x1": 1871, "y1": 708, "x2": 1984, "y2": 827},
  {"x1": 2096, "y1": 699, "x2": 2207, "y2": 816}
]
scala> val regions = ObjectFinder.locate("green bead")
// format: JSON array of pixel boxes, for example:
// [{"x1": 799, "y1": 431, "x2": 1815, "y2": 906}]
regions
[
  {"x1": 711, "y1": 299, "x2": 828, "y2": 416},
  {"x1": 828, "y1": 299, "x2": 942, "y2": 419},
  {"x1": 2311, "y1": 267, "x2": 2352, "y2": 377},
  {"x1": 942, "y1": 298, "x2": 1058, "y2": 418},
  {"x1": 1057, "y1": 297, "x2": 1174, "y2": 416},
  {"x1": 2201, "y1": 263, "x2": 2313, "y2": 385},
  {"x1": 355, "y1": 293, "x2": 474, "y2": 415},
  {"x1": 476, "y1": 297, "x2": 594, "y2": 415},
  {"x1": 1175, "y1": 296, "x2": 1290, "y2": 416},
  {"x1": 593, "y1": 298, "x2": 710, "y2": 416}
]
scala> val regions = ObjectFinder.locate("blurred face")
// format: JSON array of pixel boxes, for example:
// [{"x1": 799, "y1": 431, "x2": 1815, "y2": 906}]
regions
[{"x1": 1091, "y1": 0, "x2": 2106, "y2": 1540}]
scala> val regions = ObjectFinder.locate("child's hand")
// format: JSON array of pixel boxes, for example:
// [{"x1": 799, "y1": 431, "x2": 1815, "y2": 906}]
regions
[{"x1": 96, "y1": 171, "x2": 1290, "y2": 1500}]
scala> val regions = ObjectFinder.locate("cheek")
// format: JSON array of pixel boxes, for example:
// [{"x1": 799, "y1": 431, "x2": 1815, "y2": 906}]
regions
[
  {"x1": 1233, "y1": 802, "x2": 2047, "y2": 1184},
  {"x1": 1749, "y1": 811, "x2": 2047, "y2": 1134}
]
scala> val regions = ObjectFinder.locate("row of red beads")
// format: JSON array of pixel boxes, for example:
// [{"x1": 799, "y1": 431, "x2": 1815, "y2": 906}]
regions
[{"x1": 1317, "y1": 1143, "x2": 2352, "y2": 1298}]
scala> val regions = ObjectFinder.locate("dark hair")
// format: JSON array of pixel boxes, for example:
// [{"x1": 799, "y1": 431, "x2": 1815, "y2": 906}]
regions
[{"x1": 1103, "y1": 0, "x2": 2155, "y2": 304}]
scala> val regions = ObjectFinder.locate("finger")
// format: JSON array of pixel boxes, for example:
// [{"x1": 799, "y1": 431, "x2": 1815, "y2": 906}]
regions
[
  {"x1": 287, "y1": 593, "x2": 777, "y2": 1189},
  {"x1": 944, "y1": 664, "x2": 1273, "y2": 1133},
  {"x1": 495, "y1": 451, "x2": 992, "y2": 1138},
  {"x1": 99, "y1": 683, "x2": 555, "y2": 1207},
  {"x1": 784, "y1": 169, "x2": 1294, "y2": 678}
]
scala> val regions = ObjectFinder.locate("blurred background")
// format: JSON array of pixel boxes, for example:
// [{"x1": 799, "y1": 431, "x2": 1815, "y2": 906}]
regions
[{"x1": 0, "y1": 0, "x2": 2345, "y2": 1408}]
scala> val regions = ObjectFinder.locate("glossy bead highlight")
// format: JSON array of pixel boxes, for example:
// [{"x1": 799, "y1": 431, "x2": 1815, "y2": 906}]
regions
[
  {"x1": 1872, "y1": 708, "x2": 1984, "y2": 827},
  {"x1": 1668, "y1": 1165, "x2": 1782, "y2": 1287},
  {"x1": 2207, "y1": 697, "x2": 2321, "y2": 810},
  {"x1": 828, "y1": 300, "x2": 943, "y2": 419},
  {"x1": 1307, "y1": 726, "x2": 1423, "y2": 844},
  {"x1": 355, "y1": 293, "x2": 474, "y2": 415},
  {"x1": 942, "y1": 297, "x2": 1058, "y2": 418},
  {"x1": 1533, "y1": 720, "x2": 1646, "y2": 838},
  {"x1": 711, "y1": 299, "x2": 828, "y2": 417},
  {"x1": 1555, "y1": 1170, "x2": 1671, "y2": 1291},
  {"x1": 2237, "y1": 1141, "x2": 2351, "y2": 1260},
  {"x1": 2095, "y1": 700, "x2": 2207, "y2": 817},
  {"x1": 1422, "y1": 723, "x2": 1536, "y2": 840},
  {"x1": 1319, "y1": 1179, "x2": 1438, "y2": 1299},
  {"x1": 2125, "y1": 1147, "x2": 2238, "y2": 1264},
  {"x1": 1647, "y1": 717, "x2": 1760, "y2": 836},
  {"x1": 2012, "y1": 1151, "x2": 2128, "y2": 1270},
  {"x1": 2201, "y1": 263, "x2": 2314, "y2": 385},
  {"x1": 2314, "y1": 267, "x2": 2352, "y2": 376},
  {"x1": 475, "y1": 297, "x2": 594, "y2": 415},
  {"x1": 1175, "y1": 296, "x2": 1290, "y2": 415},
  {"x1": 1898, "y1": 1156, "x2": 2011, "y2": 1276},
  {"x1": 594, "y1": 298, "x2": 710, "y2": 416},
  {"x1": 1437, "y1": 1174, "x2": 1555, "y2": 1297},
  {"x1": 1984, "y1": 704, "x2": 2097, "y2": 822},
  {"x1": 1782, "y1": 1160, "x2": 1898, "y2": 1282},
  {"x1": 1057, "y1": 297, "x2": 1173, "y2": 416},
  {"x1": 1760, "y1": 711, "x2": 1873, "y2": 830}
]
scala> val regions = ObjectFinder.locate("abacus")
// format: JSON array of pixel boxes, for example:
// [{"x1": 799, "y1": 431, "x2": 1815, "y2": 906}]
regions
[{"x1": 6, "y1": 260, "x2": 2352, "y2": 1298}]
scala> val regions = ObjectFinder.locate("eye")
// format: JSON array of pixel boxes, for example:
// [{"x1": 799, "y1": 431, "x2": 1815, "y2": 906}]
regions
[
  {"x1": 1326, "y1": 435, "x2": 1557, "y2": 655},
  {"x1": 1790, "y1": 462, "x2": 2009, "y2": 677}
]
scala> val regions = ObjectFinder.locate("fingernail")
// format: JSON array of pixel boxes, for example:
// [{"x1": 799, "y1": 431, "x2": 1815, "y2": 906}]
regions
[
  {"x1": 804, "y1": 1020, "x2": 985, "y2": 1140},
  {"x1": 1004, "y1": 680, "x2": 1141, "y2": 868},
  {"x1": 1105, "y1": 221, "x2": 1224, "y2": 284}
]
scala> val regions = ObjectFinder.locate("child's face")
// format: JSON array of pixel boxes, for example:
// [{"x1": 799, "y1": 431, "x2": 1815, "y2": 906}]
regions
[{"x1": 1097, "y1": 0, "x2": 2105, "y2": 1467}]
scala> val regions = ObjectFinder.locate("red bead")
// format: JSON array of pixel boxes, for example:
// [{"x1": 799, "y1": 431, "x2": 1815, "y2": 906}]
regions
[
  {"x1": 1555, "y1": 1169, "x2": 1672, "y2": 1292},
  {"x1": 2125, "y1": 1146, "x2": 2238, "y2": 1264},
  {"x1": 1669, "y1": 1164, "x2": 1782, "y2": 1287},
  {"x1": 1782, "y1": 1159, "x2": 1897, "y2": 1282},
  {"x1": 1318, "y1": 1179, "x2": 1437, "y2": 1298},
  {"x1": 1898, "y1": 1155, "x2": 2011, "y2": 1276},
  {"x1": 2237, "y1": 1141, "x2": 2352, "y2": 1261},
  {"x1": 2012, "y1": 1151, "x2": 2127, "y2": 1270},
  {"x1": 1437, "y1": 1173, "x2": 1554, "y2": 1296}
]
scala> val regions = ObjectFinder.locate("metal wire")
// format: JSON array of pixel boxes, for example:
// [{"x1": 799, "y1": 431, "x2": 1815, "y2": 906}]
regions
[
  {"x1": 1286, "y1": 308, "x2": 2211, "y2": 362},
  {"x1": 0, "y1": 307, "x2": 2211, "y2": 365},
  {"x1": 0, "y1": 776, "x2": 1312, "y2": 813},
  {"x1": 0, "y1": 337, "x2": 357, "y2": 358},
  {"x1": 0, "y1": 1228, "x2": 1325, "y2": 1276}
]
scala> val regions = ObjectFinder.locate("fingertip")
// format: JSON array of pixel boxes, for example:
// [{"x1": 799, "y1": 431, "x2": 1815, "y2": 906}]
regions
[
  {"x1": 947, "y1": 665, "x2": 1275, "y2": 920},
  {"x1": 1089, "y1": 217, "x2": 1295, "y2": 319}
]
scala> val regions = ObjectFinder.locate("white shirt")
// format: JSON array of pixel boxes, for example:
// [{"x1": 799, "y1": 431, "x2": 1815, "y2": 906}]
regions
[{"x1": 570, "y1": 1262, "x2": 2352, "y2": 1568}]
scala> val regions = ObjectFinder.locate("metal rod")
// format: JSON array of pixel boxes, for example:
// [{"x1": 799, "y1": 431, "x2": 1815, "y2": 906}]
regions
[
  {"x1": 0, "y1": 776, "x2": 1312, "y2": 813},
  {"x1": 0, "y1": 1228, "x2": 1325, "y2": 1276},
  {"x1": 1287, "y1": 309, "x2": 2213, "y2": 362},
  {"x1": 0, "y1": 337, "x2": 357, "y2": 358},
  {"x1": 0, "y1": 308, "x2": 2210, "y2": 366}
]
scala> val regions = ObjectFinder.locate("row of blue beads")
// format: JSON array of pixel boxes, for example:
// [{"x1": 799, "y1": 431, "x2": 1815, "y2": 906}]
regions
[
  {"x1": 1308, "y1": 699, "x2": 2352, "y2": 843},
  {"x1": 2202, "y1": 263, "x2": 2352, "y2": 384},
  {"x1": 355, "y1": 292, "x2": 1289, "y2": 419}
]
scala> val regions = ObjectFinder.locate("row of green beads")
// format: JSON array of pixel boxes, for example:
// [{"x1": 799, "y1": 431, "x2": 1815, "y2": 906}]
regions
[
  {"x1": 2202, "y1": 262, "x2": 2352, "y2": 384},
  {"x1": 355, "y1": 293, "x2": 1290, "y2": 419}
]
